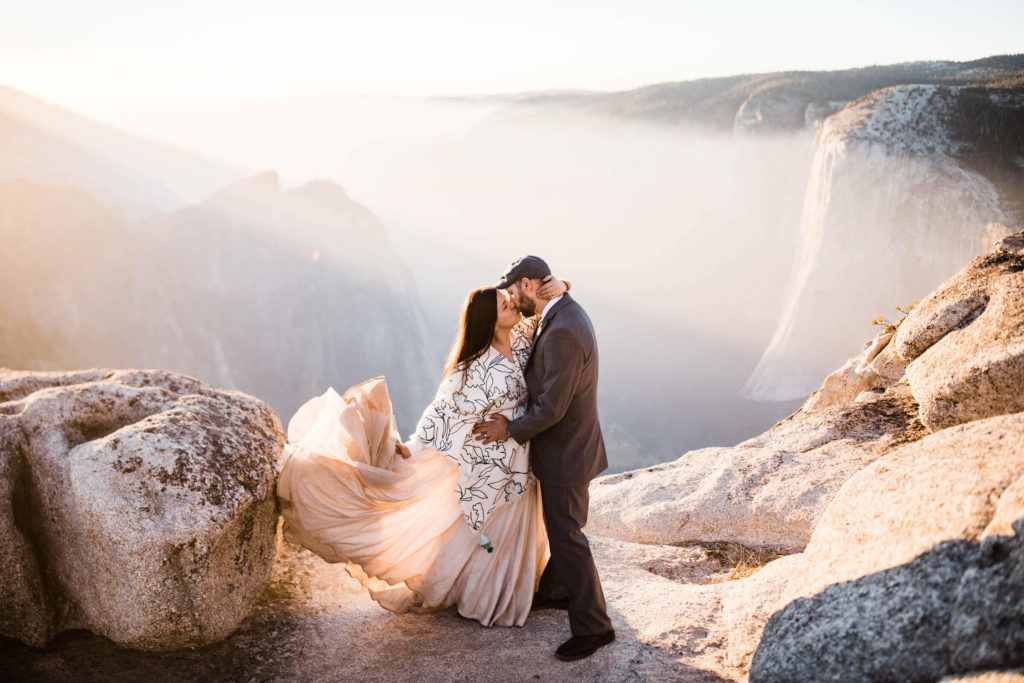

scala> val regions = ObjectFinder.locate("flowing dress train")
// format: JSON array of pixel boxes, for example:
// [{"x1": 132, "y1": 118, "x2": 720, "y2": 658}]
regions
[{"x1": 277, "y1": 318, "x2": 547, "y2": 626}]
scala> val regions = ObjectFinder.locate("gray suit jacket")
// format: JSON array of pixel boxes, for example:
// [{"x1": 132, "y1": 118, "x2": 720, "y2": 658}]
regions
[{"x1": 507, "y1": 294, "x2": 608, "y2": 487}]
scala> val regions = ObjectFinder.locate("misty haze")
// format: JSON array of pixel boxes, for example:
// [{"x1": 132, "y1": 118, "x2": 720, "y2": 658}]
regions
[
  {"x1": 4, "y1": 57, "x2": 1021, "y2": 472},
  {"x1": 3, "y1": 90, "x2": 812, "y2": 471}
]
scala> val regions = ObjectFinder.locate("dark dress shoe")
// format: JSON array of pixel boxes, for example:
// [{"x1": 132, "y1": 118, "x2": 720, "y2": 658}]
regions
[
  {"x1": 555, "y1": 628, "x2": 616, "y2": 661},
  {"x1": 531, "y1": 594, "x2": 570, "y2": 611}
]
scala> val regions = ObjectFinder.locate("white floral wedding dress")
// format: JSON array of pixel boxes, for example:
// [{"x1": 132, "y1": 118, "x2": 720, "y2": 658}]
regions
[{"x1": 276, "y1": 316, "x2": 547, "y2": 626}]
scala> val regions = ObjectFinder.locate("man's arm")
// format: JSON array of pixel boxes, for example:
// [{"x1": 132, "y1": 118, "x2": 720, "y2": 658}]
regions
[{"x1": 506, "y1": 327, "x2": 584, "y2": 445}]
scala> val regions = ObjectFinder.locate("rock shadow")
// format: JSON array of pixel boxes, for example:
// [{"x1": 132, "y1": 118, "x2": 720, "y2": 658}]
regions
[{"x1": 749, "y1": 519, "x2": 1024, "y2": 682}]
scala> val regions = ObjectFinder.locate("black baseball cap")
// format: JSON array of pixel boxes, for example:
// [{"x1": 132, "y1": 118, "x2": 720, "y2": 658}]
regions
[{"x1": 496, "y1": 255, "x2": 552, "y2": 289}]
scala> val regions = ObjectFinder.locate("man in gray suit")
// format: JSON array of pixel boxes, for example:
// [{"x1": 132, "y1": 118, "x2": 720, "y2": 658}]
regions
[{"x1": 473, "y1": 255, "x2": 614, "y2": 662}]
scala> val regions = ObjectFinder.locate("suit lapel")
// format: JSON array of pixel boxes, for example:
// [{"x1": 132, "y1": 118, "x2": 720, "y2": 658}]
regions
[{"x1": 526, "y1": 295, "x2": 572, "y2": 369}]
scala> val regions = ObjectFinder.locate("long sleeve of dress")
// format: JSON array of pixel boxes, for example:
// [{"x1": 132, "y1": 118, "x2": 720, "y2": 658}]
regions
[
  {"x1": 412, "y1": 370, "x2": 479, "y2": 455},
  {"x1": 510, "y1": 314, "x2": 539, "y2": 372},
  {"x1": 408, "y1": 348, "x2": 533, "y2": 532}
]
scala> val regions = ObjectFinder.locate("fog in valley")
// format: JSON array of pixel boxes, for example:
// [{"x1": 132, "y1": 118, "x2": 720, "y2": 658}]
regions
[
  {"x1": 364, "y1": 103, "x2": 814, "y2": 464},
  {"x1": 83, "y1": 94, "x2": 818, "y2": 467},
  {"x1": 8, "y1": 84, "x2": 1007, "y2": 471}
]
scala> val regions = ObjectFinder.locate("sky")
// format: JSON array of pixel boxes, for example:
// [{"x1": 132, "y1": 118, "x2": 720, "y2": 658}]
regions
[{"x1": 1, "y1": 0, "x2": 1022, "y2": 117}]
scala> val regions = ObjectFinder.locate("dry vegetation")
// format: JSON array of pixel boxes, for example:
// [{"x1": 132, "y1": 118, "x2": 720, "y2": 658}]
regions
[{"x1": 671, "y1": 540, "x2": 799, "y2": 582}]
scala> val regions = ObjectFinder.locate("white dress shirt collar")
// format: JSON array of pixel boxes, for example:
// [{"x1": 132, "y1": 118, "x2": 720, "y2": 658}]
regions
[{"x1": 539, "y1": 294, "x2": 564, "y2": 322}]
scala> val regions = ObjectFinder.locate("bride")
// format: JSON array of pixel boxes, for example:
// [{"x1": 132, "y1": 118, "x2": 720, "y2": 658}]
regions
[{"x1": 276, "y1": 276, "x2": 568, "y2": 626}]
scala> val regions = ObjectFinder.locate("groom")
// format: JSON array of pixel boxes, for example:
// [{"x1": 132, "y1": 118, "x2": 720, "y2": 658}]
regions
[{"x1": 473, "y1": 255, "x2": 614, "y2": 662}]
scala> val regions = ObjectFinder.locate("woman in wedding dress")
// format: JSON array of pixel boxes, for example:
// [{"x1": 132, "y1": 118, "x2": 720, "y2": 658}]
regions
[{"x1": 276, "y1": 277, "x2": 567, "y2": 626}]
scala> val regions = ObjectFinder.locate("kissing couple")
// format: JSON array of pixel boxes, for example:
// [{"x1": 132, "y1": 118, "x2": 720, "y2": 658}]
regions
[{"x1": 278, "y1": 255, "x2": 615, "y2": 661}]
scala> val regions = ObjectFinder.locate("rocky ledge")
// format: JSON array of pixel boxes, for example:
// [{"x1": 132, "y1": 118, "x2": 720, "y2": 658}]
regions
[
  {"x1": 588, "y1": 234, "x2": 1024, "y2": 680},
  {"x1": 1, "y1": 237, "x2": 1022, "y2": 681},
  {"x1": 0, "y1": 369, "x2": 285, "y2": 651}
]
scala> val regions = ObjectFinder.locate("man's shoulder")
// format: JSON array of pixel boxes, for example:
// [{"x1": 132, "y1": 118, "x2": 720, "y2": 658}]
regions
[
  {"x1": 548, "y1": 299, "x2": 596, "y2": 343},
  {"x1": 558, "y1": 297, "x2": 592, "y2": 324},
  {"x1": 564, "y1": 297, "x2": 588, "y2": 315}
]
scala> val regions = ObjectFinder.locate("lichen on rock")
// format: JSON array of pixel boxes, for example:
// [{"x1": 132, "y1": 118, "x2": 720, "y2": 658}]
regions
[{"x1": 0, "y1": 368, "x2": 286, "y2": 651}]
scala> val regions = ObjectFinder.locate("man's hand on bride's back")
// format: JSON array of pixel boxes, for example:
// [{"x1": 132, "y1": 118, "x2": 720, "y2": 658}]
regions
[
  {"x1": 395, "y1": 439, "x2": 411, "y2": 459},
  {"x1": 537, "y1": 275, "x2": 570, "y2": 301}
]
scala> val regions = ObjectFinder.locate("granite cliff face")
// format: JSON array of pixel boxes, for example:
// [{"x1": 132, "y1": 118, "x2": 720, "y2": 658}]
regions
[{"x1": 743, "y1": 84, "x2": 1023, "y2": 401}]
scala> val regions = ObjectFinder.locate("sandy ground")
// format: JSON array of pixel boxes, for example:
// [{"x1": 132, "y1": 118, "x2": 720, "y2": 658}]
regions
[{"x1": 1, "y1": 533, "x2": 735, "y2": 682}]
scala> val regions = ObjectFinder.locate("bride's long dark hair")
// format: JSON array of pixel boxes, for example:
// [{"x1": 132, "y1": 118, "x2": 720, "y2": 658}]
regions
[{"x1": 443, "y1": 287, "x2": 497, "y2": 383}]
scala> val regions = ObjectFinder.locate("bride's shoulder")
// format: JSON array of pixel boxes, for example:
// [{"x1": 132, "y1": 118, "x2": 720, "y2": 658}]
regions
[
  {"x1": 428, "y1": 358, "x2": 492, "y2": 416},
  {"x1": 436, "y1": 351, "x2": 490, "y2": 394}
]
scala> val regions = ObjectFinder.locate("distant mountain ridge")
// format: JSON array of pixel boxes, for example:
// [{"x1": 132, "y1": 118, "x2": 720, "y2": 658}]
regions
[
  {"x1": 0, "y1": 84, "x2": 440, "y2": 427},
  {"x1": 483, "y1": 54, "x2": 1024, "y2": 133},
  {"x1": 0, "y1": 86, "x2": 240, "y2": 212},
  {"x1": 0, "y1": 174, "x2": 438, "y2": 428}
]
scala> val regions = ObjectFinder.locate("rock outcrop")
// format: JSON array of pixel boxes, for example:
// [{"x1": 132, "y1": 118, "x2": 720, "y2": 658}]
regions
[
  {"x1": 898, "y1": 249, "x2": 1024, "y2": 431},
  {"x1": 775, "y1": 411, "x2": 1024, "y2": 606},
  {"x1": 751, "y1": 524, "x2": 1024, "y2": 681},
  {"x1": 743, "y1": 247, "x2": 1024, "y2": 680},
  {"x1": 588, "y1": 373, "x2": 925, "y2": 550},
  {"x1": 799, "y1": 331, "x2": 894, "y2": 411},
  {"x1": 585, "y1": 243, "x2": 1024, "y2": 680},
  {"x1": 0, "y1": 368, "x2": 285, "y2": 651}
]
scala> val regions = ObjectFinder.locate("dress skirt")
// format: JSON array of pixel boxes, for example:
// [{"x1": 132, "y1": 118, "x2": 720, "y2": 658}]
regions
[{"x1": 276, "y1": 379, "x2": 548, "y2": 627}]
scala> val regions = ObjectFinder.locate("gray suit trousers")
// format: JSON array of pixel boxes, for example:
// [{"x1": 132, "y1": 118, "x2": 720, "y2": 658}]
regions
[{"x1": 537, "y1": 482, "x2": 613, "y2": 636}]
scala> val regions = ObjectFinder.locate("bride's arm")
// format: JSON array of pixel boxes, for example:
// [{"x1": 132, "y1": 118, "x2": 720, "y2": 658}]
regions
[
  {"x1": 512, "y1": 314, "x2": 539, "y2": 340},
  {"x1": 537, "y1": 275, "x2": 570, "y2": 300},
  {"x1": 409, "y1": 363, "x2": 487, "y2": 453},
  {"x1": 510, "y1": 316, "x2": 539, "y2": 369}
]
